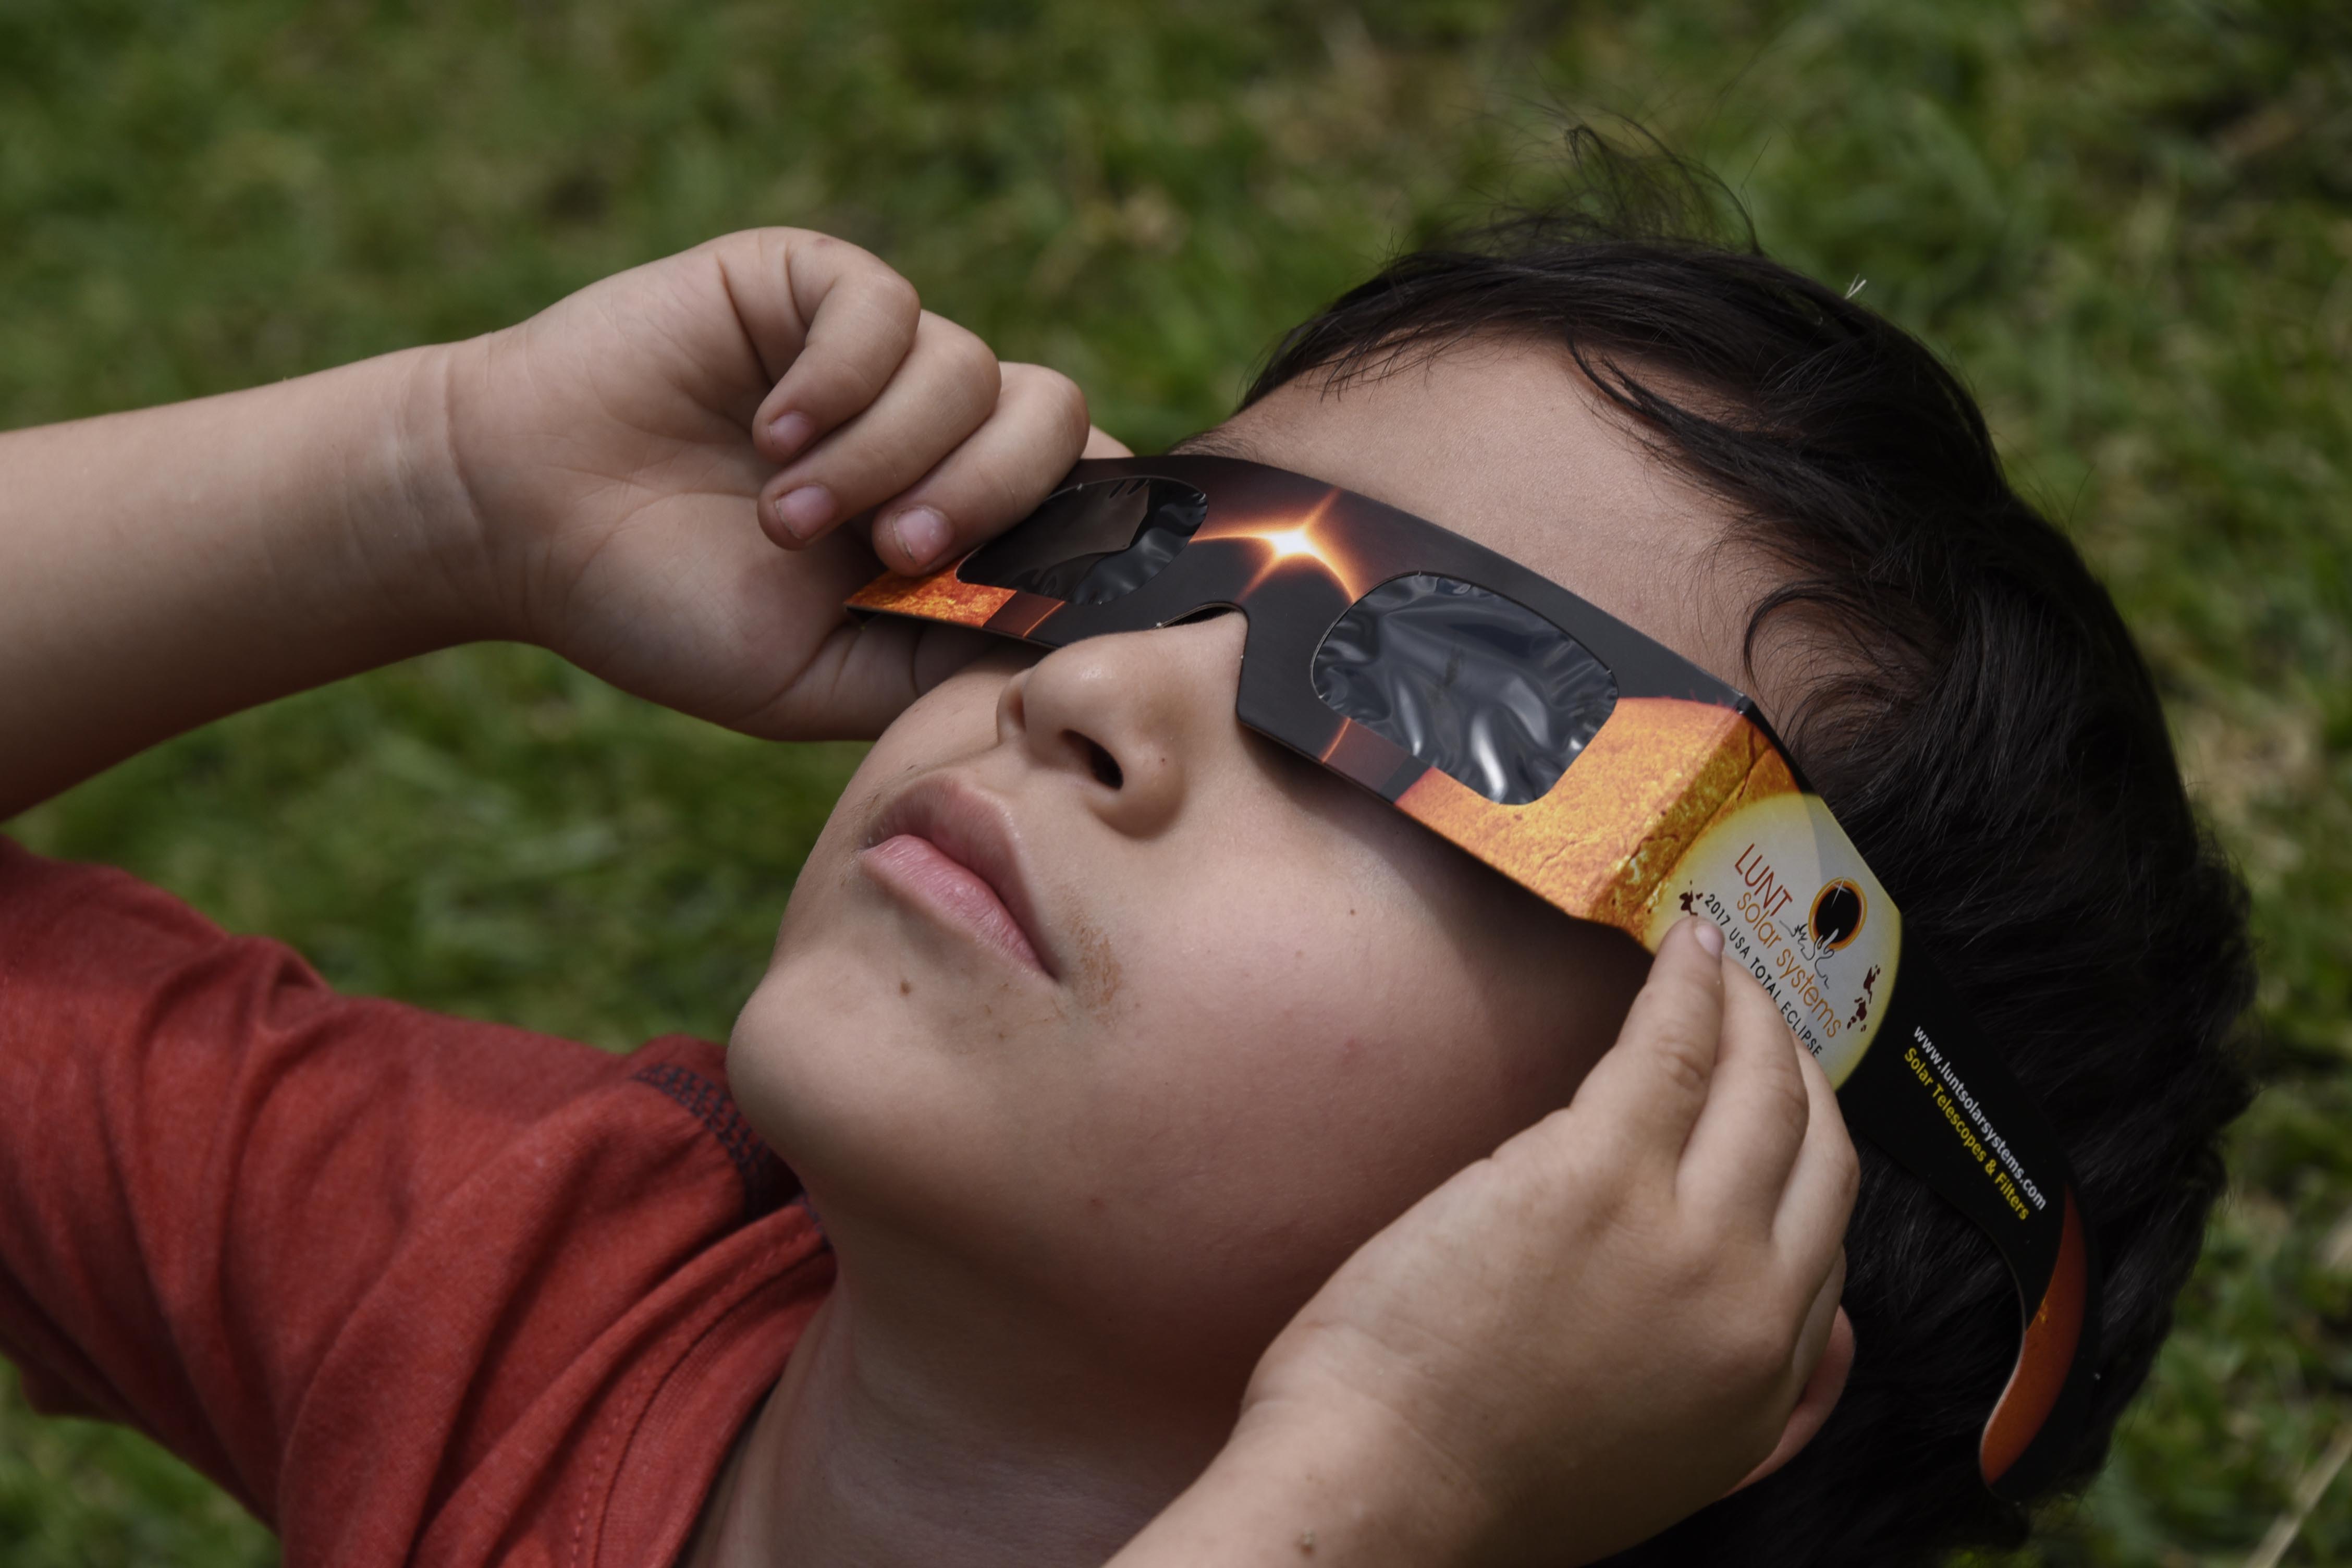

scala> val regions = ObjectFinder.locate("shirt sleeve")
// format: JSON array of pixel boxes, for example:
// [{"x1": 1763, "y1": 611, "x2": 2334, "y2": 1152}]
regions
[{"x1": 0, "y1": 837, "x2": 660, "y2": 1525}]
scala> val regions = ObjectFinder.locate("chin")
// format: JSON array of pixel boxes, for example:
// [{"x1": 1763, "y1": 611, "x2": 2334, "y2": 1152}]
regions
[
  {"x1": 725, "y1": 951, "x2": 1017, "y2": 1249},
  {"x1": 725, "y1": 953, "x2": 903, "y2": 1192}
]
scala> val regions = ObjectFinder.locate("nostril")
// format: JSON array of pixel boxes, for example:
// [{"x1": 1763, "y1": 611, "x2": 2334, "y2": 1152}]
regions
[{"x1": 1073, "y1": 733, "x2": 1123, "y2": 790}]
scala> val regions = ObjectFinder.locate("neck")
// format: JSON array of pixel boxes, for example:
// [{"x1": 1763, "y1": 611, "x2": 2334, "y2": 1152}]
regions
[{"x1": 689, "y1": 1229, "x2": 1240, "y2": 1568}]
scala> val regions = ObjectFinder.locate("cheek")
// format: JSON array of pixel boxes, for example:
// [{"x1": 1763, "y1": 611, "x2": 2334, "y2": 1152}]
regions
[{"x1": 1060, "y1": 869, "x2": 1583, "y2": 1318}]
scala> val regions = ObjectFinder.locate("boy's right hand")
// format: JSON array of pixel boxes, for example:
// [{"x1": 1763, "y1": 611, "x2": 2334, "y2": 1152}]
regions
[
  {"x1": 423, "y1": 229, "x2": 1117, "y2": 740},
  {"x1": 1113, "y1": 917, "x2": 1859, "y2": 1568}
]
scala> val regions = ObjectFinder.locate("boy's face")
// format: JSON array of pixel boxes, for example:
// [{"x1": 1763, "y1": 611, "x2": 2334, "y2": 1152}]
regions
[{"x1": 731, "y1": 342, "x2": 1758, "y2": 1395}]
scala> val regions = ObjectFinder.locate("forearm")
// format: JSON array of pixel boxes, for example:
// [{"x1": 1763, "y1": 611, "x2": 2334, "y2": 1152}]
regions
[{"x1": 0, "y1": 346, "x2": 481, "y2": 819}]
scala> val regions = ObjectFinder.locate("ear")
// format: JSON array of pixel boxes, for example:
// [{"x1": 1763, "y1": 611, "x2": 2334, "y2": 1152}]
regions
[{"x1": 1729, "y1": 1307, "x2": 1856, "y2": 1494}]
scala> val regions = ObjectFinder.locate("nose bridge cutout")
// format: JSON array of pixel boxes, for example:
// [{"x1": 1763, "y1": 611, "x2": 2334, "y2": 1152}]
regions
[
  {"x1": 1166, "y1": 601, "x2": 1244, "y2": 628},
  {"x1": 1028, "y1": 614, "x2": 1247, "y2": 731},
  {"x1": 1008, "y1": 615, "x2": 1250, "y2": 836}
]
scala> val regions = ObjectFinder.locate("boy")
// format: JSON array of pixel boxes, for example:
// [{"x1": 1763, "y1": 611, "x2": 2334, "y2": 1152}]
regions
[{"x1": 0, "y1": 144, "x2": 2248, "y2": 1566}]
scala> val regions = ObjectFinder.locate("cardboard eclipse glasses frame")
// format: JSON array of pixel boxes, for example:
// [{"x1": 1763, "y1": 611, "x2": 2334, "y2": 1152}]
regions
[{"x1": 850, "y1": 454, "x2": 2099, "y2": 1499}]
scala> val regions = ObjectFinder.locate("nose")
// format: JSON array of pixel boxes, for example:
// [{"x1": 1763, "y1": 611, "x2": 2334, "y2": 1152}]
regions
[{"x1": 995, "y1": 612, "x2": 1248, "y2": 838}]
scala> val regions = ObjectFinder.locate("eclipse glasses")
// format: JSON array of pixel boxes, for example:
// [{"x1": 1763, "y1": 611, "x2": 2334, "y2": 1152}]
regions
[{"x1": 850, "y1": 454, "x2": 2099, "y2": 1499}]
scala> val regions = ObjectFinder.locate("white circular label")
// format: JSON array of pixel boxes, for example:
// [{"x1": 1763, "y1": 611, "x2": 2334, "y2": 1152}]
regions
[{"x1": 1642, "y1": 791, "x2": 1902, "y2": 1087}]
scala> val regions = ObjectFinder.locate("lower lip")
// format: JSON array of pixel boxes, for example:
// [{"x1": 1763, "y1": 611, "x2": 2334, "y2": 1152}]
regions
[{"x1": 862, "y1": 834, "x2": 1048, "y2": 975}]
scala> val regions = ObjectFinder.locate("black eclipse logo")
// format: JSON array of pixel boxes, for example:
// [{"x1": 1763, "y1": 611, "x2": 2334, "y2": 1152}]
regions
[{"x1": 1809, "y1": 879, "x2": 1867, "y2": 951}]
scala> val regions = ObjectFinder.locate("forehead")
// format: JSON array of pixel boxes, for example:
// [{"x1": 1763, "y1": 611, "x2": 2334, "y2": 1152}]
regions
[{"x1": 1206, "y1": 340, "x2": 1759, "y2": 693}]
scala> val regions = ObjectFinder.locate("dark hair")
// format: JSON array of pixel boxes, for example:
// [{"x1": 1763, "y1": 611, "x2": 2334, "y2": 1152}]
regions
[{"x1": 1242, "y1": 130, "x2": 2257, "y2": 1565}]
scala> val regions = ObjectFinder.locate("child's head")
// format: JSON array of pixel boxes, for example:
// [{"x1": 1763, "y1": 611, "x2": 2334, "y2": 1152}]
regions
[
  {"x1": 728, "y1": 336, "x2": 1672, "y2": 1397},
  {"x1": 729, "y1": 133, "x2": 2256, "y2": 1562}
]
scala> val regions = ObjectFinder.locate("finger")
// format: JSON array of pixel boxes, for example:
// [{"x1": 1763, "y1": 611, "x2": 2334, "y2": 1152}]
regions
[
  {"x1": 1569, "y1": 916, "x2": 1729, "y2": 1175},
  {"x1": 758, "y1": 311, "x2": 999, "y2": 548},
  {"x1": 865, "y1": 363, "x2": 1091, "y2": 573},
  {"x1": 1792, "y1": 1261, "x2": 1849, "y2": 1392},
  {"x1": 727, "y1": 233, "x2": 923, "y2": 463},
  {"x1": 1677, "y1": 958, "x2": 1812, "y2": 1220},
  {"x1": 1773, "y1": 1034, "x2": 1860, "y2": 1266},
  {"x1": 1083, "y1": 424, "x2": 1134, "y2": 458},
  {"x1": 1729, "y1": 1280, "x2": 1851, "y2": 1495}
]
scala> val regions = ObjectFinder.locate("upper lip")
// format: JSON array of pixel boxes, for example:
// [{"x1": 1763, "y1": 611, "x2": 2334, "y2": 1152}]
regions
[{"x1": 865, "y1": 773, "x2": 1058, "y2": 978}]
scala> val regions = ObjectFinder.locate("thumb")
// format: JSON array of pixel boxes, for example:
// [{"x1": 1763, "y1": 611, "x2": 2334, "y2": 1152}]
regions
[{"x1": 1571, "y1": 915, "x2": 1729, "y2": 1174}]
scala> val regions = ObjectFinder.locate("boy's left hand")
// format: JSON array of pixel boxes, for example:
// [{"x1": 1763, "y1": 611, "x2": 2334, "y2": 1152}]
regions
[
  {"x1": 1113, "y1": 918, "x2": 1858, "y2": 1567},
  {"x1": 424, "y1": 228, "x2": 1118, "y2": 740}
]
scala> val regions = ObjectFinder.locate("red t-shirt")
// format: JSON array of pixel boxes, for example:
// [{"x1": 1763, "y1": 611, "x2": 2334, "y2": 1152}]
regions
[{"x1": 0, "y1": 838, "x2": 835, "y2": 1567}]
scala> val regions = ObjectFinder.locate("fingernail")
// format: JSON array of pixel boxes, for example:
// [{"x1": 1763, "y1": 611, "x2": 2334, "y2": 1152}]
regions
[
  {"x1": 890, "y1": 506, "x2": 951, "y2": 570},
  {"x1": 767, "y1": 412, "x2": 814, "y2": 459},
  {"x1": 1692, "y1": 918, "x2": 1724, "y2": 958},
  {"x1": 775, "y1": 484, "x2": 834, "y2": 542}
]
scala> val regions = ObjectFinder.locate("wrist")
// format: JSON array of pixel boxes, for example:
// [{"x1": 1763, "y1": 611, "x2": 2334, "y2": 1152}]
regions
[
  {"x1": 376, "y1": 337, "x2": 510, "y2": 643},
  {"x1": 1111, "y1": 1395, "x2": 1502, "y2": 1568}
]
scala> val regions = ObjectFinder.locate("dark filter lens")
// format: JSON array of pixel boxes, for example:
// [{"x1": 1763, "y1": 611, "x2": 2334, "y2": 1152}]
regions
[
  {"x1": 959, "y1": 476, "x2": 1207, "y2": 605},
  {"x1": 1313, "y1": 574, "x2": 1618, "y2": 805}
]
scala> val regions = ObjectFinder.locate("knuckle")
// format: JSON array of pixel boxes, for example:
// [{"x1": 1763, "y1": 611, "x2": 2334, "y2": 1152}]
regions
[
  {"x1": 1650, "y1": 1032, "x2": 1713, "y2": 1101},
  {"x1": 911, "y1": 314, "x2": 999, "y2": 406},
  {"x1": 806, "y1": 235, "x2": 916, "y2": 312},
  {"x1": 740, "y1": 226, "x2": 791, "y2": 276},
  {"x1": 1759, "y1": 1060, "x2": 1812, "y2": 1130},
  {"x1": 1831, "y1": 1137, "x2": 1862, "y2": 1205},
  {"x1": 1014, "y1": 361, "x2": 1084, "y2": 408},
  {"x1": 1052, "y1": 385, "x2": 1090, "y2": 444},
  {"x1": 796, "y1": 230, "x2": 854, "y2": 277},
  {"x1": 745, "y1": 222, "x2": 801, "y2": 256},
  {"x1": 947, "y1": 329, "x2": 1002, "y2": 394},
  {"x1": 1548, "y1": 1148, "x2": 1619, "y2": 1219},
  {"x1": 869, "y1": 265, "x2": 922, "y2": 321},
  {"x1": 804, "y1": 229, "x2": 872, "y2": 270},
  {"x1": 1013, "y1": 365, "x2": 1090, "y2": 444},
  {"x1": 1028, "y1": 362, "x2": 1083, "y2": 400},
  {"x1": 1645, "y1": 1227, "x2": 1703, "y2": 1284},
  {"x1": 1716, "y1": 1317, "x2": 1794, "y2": 1390}
]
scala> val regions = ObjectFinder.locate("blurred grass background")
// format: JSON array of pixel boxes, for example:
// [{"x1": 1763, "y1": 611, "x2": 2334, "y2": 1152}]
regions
[{"x1": 0, "y1": 0, "x2": 2346, "y2": 1562}]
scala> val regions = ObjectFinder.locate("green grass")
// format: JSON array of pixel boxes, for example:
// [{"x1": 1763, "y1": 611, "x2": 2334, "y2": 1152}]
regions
[{"x1": 2, "y1": 0, "x2": 2347, "y2": 1562}]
